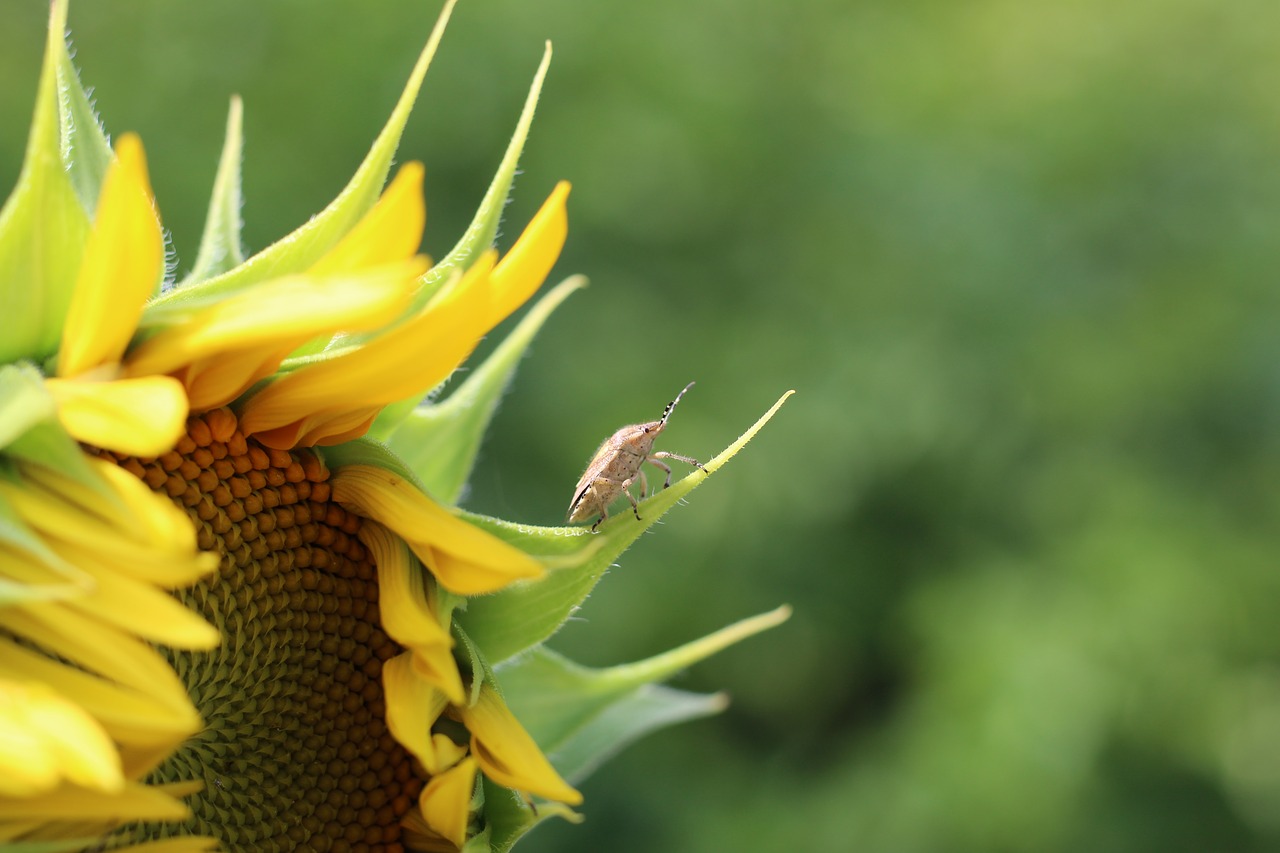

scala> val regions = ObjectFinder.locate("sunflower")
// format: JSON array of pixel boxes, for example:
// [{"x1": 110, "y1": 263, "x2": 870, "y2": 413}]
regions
[{"x1": 0, "y1": 2, "x2": 791, "y2": 851}]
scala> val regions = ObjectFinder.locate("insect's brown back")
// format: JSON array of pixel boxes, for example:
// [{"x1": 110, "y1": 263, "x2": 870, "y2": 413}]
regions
[{"x1": 566, "y1": 382, "x2": 696, "y2": 525}]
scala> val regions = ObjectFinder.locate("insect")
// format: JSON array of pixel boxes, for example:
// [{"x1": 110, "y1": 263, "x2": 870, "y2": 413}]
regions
[{"x1": 567, "y1": 381, "x2": 708, "y2": 531}]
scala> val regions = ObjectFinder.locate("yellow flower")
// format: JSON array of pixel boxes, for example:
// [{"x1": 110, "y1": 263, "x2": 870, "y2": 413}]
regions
[
  {"x1": 0, "y1": 1, "x2": 792, "y2": 851},
  {"x1": 1, "y1": 0, "x2": 578, "y2": 847}
]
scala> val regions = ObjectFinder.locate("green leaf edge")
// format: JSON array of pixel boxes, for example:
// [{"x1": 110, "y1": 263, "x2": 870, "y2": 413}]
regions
[
  {"x1": 182, "y1": 97, "x2": 246, "y2": 285},
  {"x1": 143, "y1": 0, "x2": 460, "y2": 316},
  {"x1": 498, "y1": 606, "x2": 791, "y2": 777},
  {"x1": 455, "y1": 389, "x2": 796, "y2": 664},
  {"x1": 0, "y1": 0, "x2": 91, "y2": 364}
]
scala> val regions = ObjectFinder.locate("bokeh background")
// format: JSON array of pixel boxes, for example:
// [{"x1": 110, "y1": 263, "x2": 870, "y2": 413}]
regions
[{"x1": 4, "y1": 1, "x2": 1280, "y2": 850}]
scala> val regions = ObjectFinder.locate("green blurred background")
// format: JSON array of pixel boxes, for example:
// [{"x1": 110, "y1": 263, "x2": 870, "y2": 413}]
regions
[{"x1": 5, "y1": 1, "x2": 1280, "y2": 850}]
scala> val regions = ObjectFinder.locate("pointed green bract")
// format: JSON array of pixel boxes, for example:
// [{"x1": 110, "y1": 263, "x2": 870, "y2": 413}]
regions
[
  {"x1": 53, "y1": 7, "x2": 114, "y2": 217},
  {"x1": 0, "y1": 1, "x2": 90, "y2": 364},
  {"x1": 144, "y1": 0, "x2": 459, "y2": 317},
  {"x1": 183, "y1": 97, "x2": 246, "y2": 286},
  {"x1": 454, "y1": 623, "x2": 496, "y2": 707},
  {"x1": 327, "y1": 39, "x2": 556, "y2": 363},
  {"x1": 554, "y1": 684, "x2": 727, "y2": 781},
  {"x1": 474, "y1": 609, "x2": 789, "y2": 850},
  {"x1": 455, "y1": 391, "x2": 795, "y2": 664},
  {"x1": 497, "y1": 607, "x2": 790, "y2": 782},
  {"x1": 414, "y1": 42, "x2": 555, "y2": 312},
  {"x1": 375, "y1": 276, "x2": 586, "y2": 502}
]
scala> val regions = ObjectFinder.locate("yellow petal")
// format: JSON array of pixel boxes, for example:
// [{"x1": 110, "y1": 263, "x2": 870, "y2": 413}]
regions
[
  {"x1": 331, "y1": 465, "x2": 543, "y2": 595},
  {"x1": 487, "y1": 181, "x2": 569, "y2": 326},
  {"x1": 4, "y1": 460, "x2": 216, "y2": 588},
  {"x1": 45, "y1": 375, "x2": 188, "y2": 457},
  {"x1": 237, "y1": 255, "x2": 497, "y2": 445},
  {"x1": 127, "y1": 259, "x2": 426, "y2": 409},
  {"x1": 58, "y1": 133, "x2": 163, "y2": 378},
  {"x1": 419, "y1": 756, "x2": 477, "y2": 849},
  {"x1": 170, "y1": 344, "x2": 297, "y2": 412},
  {"x1": 309, "y1": 162, "x2": 427, "y2": 276},
  {"x1": 0, "y1": 679, "x2": 122, "y2": 797},
  {"x1": 0, "y1": 780, "x2": 190, "y2": 822},
  {"x1": 0, "y1": 638, "x2": 200, "y2": 749},
  {"x1": 382, "y1": 652, "x2": 451, "y2": 773},
  {"x1": 238, "y1": 184, "x2": 569, "y2": 449},
  {"x1": 61, "y1": 557, "x2": 219, "y2": 649},
  {"x1": 247, "y1": 403, "x2": 382, "y2": 451},
  {"x1": 460, "y1": 682, "x2": 582, "y2": 805},
  {"x1": 89, "y1": 457, "x2": 204, "y2": 555},
  {"x1": 0, "y1": 605, "x2": 199, "y2": 725},
  {"x1": 360, "y1": 521, "x2": 465, "y2": 704}
]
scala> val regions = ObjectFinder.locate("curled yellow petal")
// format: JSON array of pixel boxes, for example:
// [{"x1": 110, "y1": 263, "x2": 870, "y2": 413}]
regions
[
  {"x1": 127, "y1": 259, "x2": 427, "y2": 410},
  {"x1": 419, "y1": 756, "x2": 477, "y2": 849},
  {"x1": 331, "y1": 465, "x2": 544, "y2": 595},
  {"x1": 238, "y1": 184, "x2": 569, "y2": 448},
  {"x1": 309, "y1": 162, "x2": 427, "y2": 276},
  {"x1": 459, "y1": 683, "x2": 582, "y2": 806},
  {"x1": 382, "y1": 652, "x2": 451, "y2": 774},
  {"x1": 58, "y1": 133, "x2": 163, "y2": 378},
  {"x1": 45, "y1": 375, "x2": 188, "y2": 457},
  {"x1": 0, "y1": 679, "x2": 122, "y2": 797},
  {"x1": 237, "y1": 255, "x2": 497, "y2": 446},
  {"x1": 487, "y1": 180, "x2": 569, "y2": 326},
  {"x1": 360, "y1": 521, "x2": 465, "y2": 704}
]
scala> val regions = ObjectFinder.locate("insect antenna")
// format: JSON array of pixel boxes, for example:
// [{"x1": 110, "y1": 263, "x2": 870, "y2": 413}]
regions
[{"x1": 660, "y1": 381, "x2": 696, "y2": 427}]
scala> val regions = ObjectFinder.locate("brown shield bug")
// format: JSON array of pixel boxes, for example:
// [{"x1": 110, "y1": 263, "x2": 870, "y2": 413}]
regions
[{"x1": 567, "y1": 381, "x2": 708, "y2": 531}]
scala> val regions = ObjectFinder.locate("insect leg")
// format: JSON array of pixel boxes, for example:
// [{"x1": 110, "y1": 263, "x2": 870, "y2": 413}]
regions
[
  {"x1": 651, "y1": 451, "x2": 708, "y2": 475},
  {"x1": 637, "y1": 468, "x2": 649, "y2": 499},
  {"x1": 590, "y1": 503, "x2": 610, "y2": 532},
  {"x1": 646, "y1": 456, "x2": 674, "y2": 489},
  {"x1": 620, "y1": 477, "x2": 642, "y2": 522}
]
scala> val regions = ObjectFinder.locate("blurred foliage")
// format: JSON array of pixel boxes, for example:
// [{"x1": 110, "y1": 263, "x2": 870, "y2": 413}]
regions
[{"x1": 4, "y1": 1, "x2": 1280, "y2": 850}]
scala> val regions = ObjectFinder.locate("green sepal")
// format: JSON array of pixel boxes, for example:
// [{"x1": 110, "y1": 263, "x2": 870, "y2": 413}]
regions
[
  {"x1": 52, "y1": 6, "x2": 114, "y2": 217},
  {"x1": 480, "y1": 778, "x2": 582, "y2": 853},
  {"x1": 143, "y1": 0, "x2": 459, "y2": 318},
  {"x1": 318, "y1": 39, "x2": 555, "y2": 365},
  {"x1": 497, "y1": 607, "x2": 789, "y2": 784},
  {"x1": 413, "y1": 41, "x2": 554, "y2": 313},
  {"x1": 0, "y1": 0, "x2": 91, "y2": 364},
  {"x1": 461, "y1": 827, "x2": 492, "y2": 853},
  {"x1": 374, "y1": 275, "x2": 586, "y2": 502},
  {"x1": 453, "y1": 622, "x2": 498, "y2": 707},
  {"x1": 455, "y1": 391, "x2": 795, "y2": 664},
  {"x1": 317, "y1": 435, "x2": 432, "y2": 493},
  {"x1": 182, "y1": 97, "x2": 246, "y2": 285}
]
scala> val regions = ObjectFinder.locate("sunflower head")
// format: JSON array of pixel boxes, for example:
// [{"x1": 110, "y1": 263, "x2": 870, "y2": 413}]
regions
[{"x1": 0, "y1": 1, "x2": 792, "y2": 850}]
